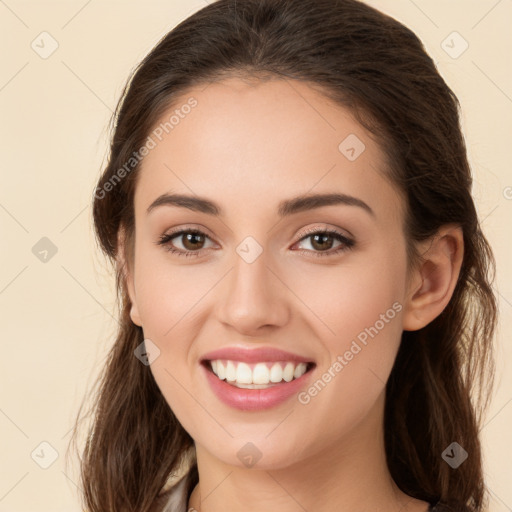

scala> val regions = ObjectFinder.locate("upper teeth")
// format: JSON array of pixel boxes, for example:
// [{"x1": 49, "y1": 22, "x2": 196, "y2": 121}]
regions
[{"x1": 210, "y1": 360, "x2": 308, "y2": 385}]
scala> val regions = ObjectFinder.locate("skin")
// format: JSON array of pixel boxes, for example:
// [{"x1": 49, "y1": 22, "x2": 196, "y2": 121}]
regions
[{"x1": 117, "y1": 77, "x2": 464, "y2": 512}]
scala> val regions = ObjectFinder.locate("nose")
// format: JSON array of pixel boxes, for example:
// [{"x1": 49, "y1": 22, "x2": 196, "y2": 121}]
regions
[{"x1": 215, "y1": 248, "x2": 291, "y2": 335}]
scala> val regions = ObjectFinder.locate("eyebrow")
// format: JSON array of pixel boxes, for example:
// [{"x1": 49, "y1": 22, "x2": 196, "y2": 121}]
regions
[{"x1": 146, "y1": 192, "x2": 375, "y2": 218}]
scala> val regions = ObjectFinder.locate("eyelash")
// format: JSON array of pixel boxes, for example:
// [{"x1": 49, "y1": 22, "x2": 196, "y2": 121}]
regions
[{"x1": 156, "y1": 226, "x2": 355, "y2": 259}]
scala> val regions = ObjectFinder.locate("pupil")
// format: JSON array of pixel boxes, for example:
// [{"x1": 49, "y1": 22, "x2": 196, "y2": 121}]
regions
[
  {"x1": 184, "y1": 233, "x2": 203, "y2": 249},
  {"x1": 312, "y1": 234, "x2": 332, "y2": 250}
]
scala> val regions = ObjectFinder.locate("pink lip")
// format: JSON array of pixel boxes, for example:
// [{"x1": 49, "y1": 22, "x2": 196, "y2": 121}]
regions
[
  {"x1": 200, "y1": 346, "x2": 314, "y2": 364},
  {"x1": 201, "y1": 363, "x2": 315, "y2": 411}
]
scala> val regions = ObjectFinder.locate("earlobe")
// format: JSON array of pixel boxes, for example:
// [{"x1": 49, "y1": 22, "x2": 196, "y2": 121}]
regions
[
  {"x1": 402, "y1": 224, "x2": 464, "y2": 331},
  {"x1": 129, "y1": 302, "x2": 142, "y2": 327},
  {"x1": 116, "y1": 227, "x2": 143, "y2": 327}
]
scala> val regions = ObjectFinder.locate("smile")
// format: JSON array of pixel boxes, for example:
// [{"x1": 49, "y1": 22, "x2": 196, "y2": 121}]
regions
[
  {"x1": 207, "y1": 360, "x2": 313, "y2": 389},
  {"x1": 200, "y1": 358, "x2": 316, "y2": 411}
]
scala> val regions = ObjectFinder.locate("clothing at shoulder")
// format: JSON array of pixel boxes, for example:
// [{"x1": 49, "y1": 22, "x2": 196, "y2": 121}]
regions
[{"x1": 150, "y1": 471, "x2": 191, "y2": 512}]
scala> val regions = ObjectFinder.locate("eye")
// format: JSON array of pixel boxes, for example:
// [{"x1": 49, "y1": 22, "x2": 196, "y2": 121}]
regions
[
  {"x1": 156, "y1": 226, "x2": 355, "y2": 258},
  {"x1": 156, "y1": 228, "x2": 215, "y2": 257},
  {"x1": 292, "y1": 227, "x2": 355, "y2": 257}
]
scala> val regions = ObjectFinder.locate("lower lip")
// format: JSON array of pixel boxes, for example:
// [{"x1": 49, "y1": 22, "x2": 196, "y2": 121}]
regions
[{"x1": 201, "y1": 362, "x2": 315, "y2": 411}]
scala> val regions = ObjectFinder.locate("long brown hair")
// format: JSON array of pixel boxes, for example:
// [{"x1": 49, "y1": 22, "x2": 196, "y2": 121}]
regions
[{"x1": 68, "y1": 0, "x2": 497, "y2": 510}]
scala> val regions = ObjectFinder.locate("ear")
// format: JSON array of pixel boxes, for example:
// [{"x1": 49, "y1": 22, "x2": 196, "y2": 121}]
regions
[
  {"x1": 402, "y1": 224, "x2": 464, "y2": 331},
  {"x1": 116, "y1": 226, "x2": 142, "y2": 327}
]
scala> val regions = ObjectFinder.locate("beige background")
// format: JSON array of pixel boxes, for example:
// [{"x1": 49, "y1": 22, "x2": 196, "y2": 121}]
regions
[{"x1": 0, "y1": 0, "x2": 510, "y2": 510}]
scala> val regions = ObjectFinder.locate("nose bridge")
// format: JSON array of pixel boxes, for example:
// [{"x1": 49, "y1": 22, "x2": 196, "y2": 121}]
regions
[{"x1": 217, "y1": 240, "x2": 289, "y2": 332}]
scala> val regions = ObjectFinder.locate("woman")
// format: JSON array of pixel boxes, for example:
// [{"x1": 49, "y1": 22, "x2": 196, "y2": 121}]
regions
[{"x1": 69, "y1": 0, "x2": 497, "y2": 511}]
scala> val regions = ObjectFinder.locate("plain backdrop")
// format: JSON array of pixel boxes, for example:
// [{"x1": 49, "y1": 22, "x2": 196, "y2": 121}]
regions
[{"x1": 0, "y1": 1, "x2": 510, "y2": 510}]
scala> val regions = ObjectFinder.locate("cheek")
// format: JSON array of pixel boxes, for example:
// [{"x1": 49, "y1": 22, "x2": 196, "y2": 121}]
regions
[
  {"x1": 131, "y1": 247, "x2": 219, "y2": 423},
  {"x1": 133, "y1": 254, "x2": 208, "y2": 428},
  {"x1": 132, "y1": 240, "x2": 216, "y2": 338},
  {"x1": 289, "y1": 239, "x2": 406, "y2": 344},
  {"x1": 287, "y1": 242, "x2": 407, "y2": 414}
]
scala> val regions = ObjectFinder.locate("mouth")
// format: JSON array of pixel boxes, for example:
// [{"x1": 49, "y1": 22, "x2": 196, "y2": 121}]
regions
[{"x1": 201, "y1": 359, "x2": 317, "y2": 389}]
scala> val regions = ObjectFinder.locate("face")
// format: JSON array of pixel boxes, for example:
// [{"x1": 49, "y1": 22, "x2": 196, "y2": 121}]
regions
[{"x1": 123, "y1": 77, "x2": 413, "y2": 469}]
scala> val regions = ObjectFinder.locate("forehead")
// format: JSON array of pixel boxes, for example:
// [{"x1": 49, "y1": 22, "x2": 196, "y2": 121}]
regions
[{"x1": 135, "y1": 77, "x2": 404, "y2": 225}]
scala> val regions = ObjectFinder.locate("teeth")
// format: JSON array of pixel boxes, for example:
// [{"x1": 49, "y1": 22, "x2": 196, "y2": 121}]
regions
[
  {"x1": 283, "y1": 362, "x2": 295, "y2": 382},
  {"x1": 253, "y1": 363, "x2": 270, "y2": 384},
  {"x1": 209, "y1": 360, "x2": 309, "y2": 386},
  {"x1": 216, "y1": 360, "x2": 226, "y2": 380},
  {"x1": 226, "y1": 361, "x2": 237, "y2": 381},
  {"x1": 269, "y1": 363, "x2": 283, "y2": 383},
  {"x1": 236, "y1": 362, "x2": 252, "y2": 384}
]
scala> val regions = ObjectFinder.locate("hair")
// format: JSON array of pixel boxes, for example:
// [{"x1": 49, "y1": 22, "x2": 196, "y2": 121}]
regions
[{"x1": 68, "y1": 0, "x2": 498, "y2": 511}]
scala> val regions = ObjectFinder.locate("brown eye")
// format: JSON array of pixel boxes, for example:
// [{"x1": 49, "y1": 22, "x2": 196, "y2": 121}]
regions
[
  {"x1": 294, "y1": 229, "x2": 355, "y2": 257},
  {"x1": 309, "y1": 233, "x2": 336, "y2": 251},
  {"x1": 157, "y1": 229, "x2": 214, "y2": 257},
  {"x1": 180, "y1": 231, "x2": 206, "y2": 250}
]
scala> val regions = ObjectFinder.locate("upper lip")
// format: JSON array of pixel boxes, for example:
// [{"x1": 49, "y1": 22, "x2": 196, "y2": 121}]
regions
[{"x1": 201, "y1": 346, "x2": 315, "y2": 364}]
